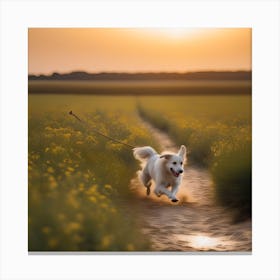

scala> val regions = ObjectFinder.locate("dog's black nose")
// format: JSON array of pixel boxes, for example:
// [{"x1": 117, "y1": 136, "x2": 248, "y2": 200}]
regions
[{"x1": 179, "y1": 170, "x2": 183, "y2": 174}]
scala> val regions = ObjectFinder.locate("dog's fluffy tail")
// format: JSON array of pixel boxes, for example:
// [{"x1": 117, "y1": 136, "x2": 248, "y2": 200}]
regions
[{"x1": 133, "y1": 146, "x2": 157, "y2": 162}]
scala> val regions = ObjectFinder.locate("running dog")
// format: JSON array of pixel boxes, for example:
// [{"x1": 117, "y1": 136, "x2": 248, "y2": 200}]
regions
[{"x1": 133, "y1": 145, "x2": 186, "y2": 202}]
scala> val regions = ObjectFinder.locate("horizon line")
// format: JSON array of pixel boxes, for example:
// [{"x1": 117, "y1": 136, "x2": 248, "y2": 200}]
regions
[{"x1": 29, "y1": 69, "x2": 252, "y2": 76}]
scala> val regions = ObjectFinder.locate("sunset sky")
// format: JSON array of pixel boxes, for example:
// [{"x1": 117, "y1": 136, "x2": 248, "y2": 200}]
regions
[{"x1": 28, "y1": 28, "x2": 251, "y2": 75}]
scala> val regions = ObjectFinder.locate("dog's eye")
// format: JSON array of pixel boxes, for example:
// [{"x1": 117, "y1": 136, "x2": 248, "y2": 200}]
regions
[
  {"x1": 180, "y1": 162, "x2": 183, "y2": 165},
  {"x1": 173, "y1": 162, "x2": 177, "y2": 165}
]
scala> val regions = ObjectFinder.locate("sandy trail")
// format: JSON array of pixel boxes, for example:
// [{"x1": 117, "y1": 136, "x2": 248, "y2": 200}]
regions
[{"x1": 130, "y1": 120, "x2": 252, "y2": 252}]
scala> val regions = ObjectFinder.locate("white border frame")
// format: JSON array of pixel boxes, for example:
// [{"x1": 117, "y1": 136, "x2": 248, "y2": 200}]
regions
[{"x1": 1, "y1": 0, "x2": 279, "y2": 279}]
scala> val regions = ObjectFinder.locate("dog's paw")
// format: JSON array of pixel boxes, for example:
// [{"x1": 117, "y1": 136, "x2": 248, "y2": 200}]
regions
[
  {"x1": 171, "y1": 198, "x2": 179, "y2": 203},
  {"x1": 154, "y1": 190, "x2": 162, "y2": 197}
]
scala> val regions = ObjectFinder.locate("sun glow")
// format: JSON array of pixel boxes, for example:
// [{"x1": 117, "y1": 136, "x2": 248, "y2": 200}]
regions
[
  {"x1": 145, "y1": 28, "x2": 201, "y2": 39},
  {"x1": 29, "y1": 28, "x2": 251, "y2": 74}
]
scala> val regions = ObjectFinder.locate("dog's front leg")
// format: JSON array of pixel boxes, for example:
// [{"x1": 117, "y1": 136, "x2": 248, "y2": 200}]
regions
[
  {"x1": 170, "y1": 183, "x2": 180, "y2": 202},
  {"x1": 154, "y1": 183, "x2": 173, "y2": 199},
  {"x1": 154, "y1": 184, "x2": 163, "y2": 197}
]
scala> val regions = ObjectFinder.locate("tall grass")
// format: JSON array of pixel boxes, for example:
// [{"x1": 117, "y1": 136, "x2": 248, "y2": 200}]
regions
[
  {"x1": 29, "y1": 96, "x2": 157, "y2": 251},
  {"x1": 211, "y1": 132, "x2": 252, "y2": 220}
]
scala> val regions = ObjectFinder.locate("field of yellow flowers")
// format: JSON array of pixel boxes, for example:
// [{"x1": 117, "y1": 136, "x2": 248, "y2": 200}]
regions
[
  {"x1": 28, "y1": 95, "x2": 157, "y2": 251},
  {"x1": 29, "y1": 93, "x2": 251, "y2": 251}
]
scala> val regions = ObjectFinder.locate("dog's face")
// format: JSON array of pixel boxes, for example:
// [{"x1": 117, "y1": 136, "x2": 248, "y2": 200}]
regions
[{"x1": 160, "y1": 145, "x2": 187, "y2": 178}]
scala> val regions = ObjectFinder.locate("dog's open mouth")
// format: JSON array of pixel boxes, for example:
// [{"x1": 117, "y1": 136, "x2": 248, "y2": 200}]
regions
[{"x1": 170, "y1": 168, "x2": 180, "y2": 177}]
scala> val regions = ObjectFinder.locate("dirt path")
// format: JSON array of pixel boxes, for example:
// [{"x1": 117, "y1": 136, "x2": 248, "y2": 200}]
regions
[{"x1": 130, "y1": 120, "x2": 252, "y2": 252}]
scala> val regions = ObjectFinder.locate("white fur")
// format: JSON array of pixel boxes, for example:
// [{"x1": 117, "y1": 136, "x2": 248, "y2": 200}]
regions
[{"x1": 133, "y1": 145, "x2": 187, "y2": 202}]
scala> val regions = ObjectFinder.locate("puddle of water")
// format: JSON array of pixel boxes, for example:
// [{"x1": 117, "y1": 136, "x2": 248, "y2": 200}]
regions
[{"x1": 173, "y1": 234, "x2": 236, "y2": 251}]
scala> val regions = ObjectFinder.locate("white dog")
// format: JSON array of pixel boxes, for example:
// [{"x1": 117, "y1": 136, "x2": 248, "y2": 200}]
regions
[{"x1": 133, "y1": 145, "x2": 186, "y2": 202}]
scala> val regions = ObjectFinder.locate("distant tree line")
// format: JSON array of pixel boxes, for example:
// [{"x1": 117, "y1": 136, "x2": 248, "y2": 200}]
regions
[{"x1": 28, "y1": 71, "x2": 251, "y2": 81}]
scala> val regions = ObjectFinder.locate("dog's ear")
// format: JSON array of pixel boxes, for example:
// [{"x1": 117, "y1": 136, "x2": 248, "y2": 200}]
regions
[
  {"x1": 178, "y1": 145, "x2": 187, "y2": 159},
  {"x1": 160, "y1": 154, "x2": 173, "y2": 160}
]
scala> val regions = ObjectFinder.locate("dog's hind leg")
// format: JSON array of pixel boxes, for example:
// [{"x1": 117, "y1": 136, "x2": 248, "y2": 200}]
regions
[
  {"x1": 140, "y1": 169, "x2": 152, "y2": 196},
  {"x1": 145, "y1": 181, "x2": 152, "y2": 195}
]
